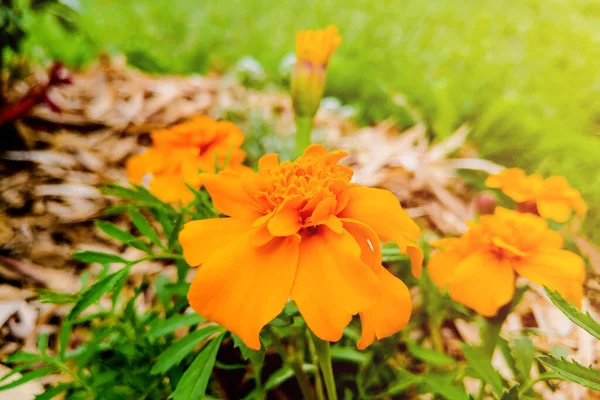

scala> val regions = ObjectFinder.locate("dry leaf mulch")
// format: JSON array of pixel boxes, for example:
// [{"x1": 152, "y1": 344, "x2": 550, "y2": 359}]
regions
[{"x1": 1, "y1": 56, "x2": 600, "y2": 399}]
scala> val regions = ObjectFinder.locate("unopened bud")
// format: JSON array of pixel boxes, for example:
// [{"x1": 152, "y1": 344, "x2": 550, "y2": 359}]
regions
[{"x1": 474, "y1": 192, "x2": 497, "y2": 215}]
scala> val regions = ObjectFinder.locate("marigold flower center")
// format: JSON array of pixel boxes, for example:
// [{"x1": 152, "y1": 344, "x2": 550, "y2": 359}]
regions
[{"x1": 251, "y1": 155, "x2": 353, "y2": 225}]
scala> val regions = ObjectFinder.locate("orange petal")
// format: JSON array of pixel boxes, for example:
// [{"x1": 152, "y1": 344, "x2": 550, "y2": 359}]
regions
[
  {"x1": 339, "y1": 187, "x2": 420, "y2": 244},
  {"x1": 536, "y1": 199, "x2": 572, "y2": 223},
  {"x1": 150, "y1": 176, "x2": 194, "y2": 204},
  {"x1": 201, "y1": 170, "x2": 262, "y2": 221},
  {"x1": 357, "y1": 265, "x2": 412, "y2": 349},
  {"x1": 179, "y1": 218, "x2": 252, "y2": 266},
  {"x1": 188, "y1": 232, "x2": 300, "y2": 350},
  {"x1": 427, "y1": 248, "x2": 465, "y2": 290},
  {"x1": 407, "y1": 245, "x2": 424, "y2": 278},
  {"x1": 310, "y1": 197, "x2": 337, "y2": 224},
  {"x1": 258, "y1": 153, "x2": 279, "y2": 172},
  {"x1": 267, "y1": 205, "x2": 302, "y2": 236},
  {"x1": 303, "y1": 144, "x2": 329, "y2": 158},
  {"x1": 126, "y1": 154, "x2": 148, "y2": 184},
  {"x1": 341, "y1": 218, "x2": 382, "y2": 268},
  {"x1": 514, "y1": 250, "x2": 586, "y2": 308},
  {"x1": 448, "y1": 251, "x2": 515, "y2": 317},
  {"x1": 290, "y1": 227, "x2": 381, "y2": 341}
]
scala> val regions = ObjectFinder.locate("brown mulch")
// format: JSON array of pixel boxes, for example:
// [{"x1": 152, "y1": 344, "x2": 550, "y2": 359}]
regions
[{"x1": 1, "y1": 56, "x2": 600, "y2": 399}]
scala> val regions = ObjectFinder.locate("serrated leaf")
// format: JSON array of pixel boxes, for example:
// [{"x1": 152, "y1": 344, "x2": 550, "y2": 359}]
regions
[
  {"x1": 461, "y1": 343, "x2": 504, "y2": 396},
  {"x1": 420, "y1": 374, "x2": 468, "y2": 400},
  {"x1": 172, "y1": 332, "x2": 225, "y2": 400},
  {"x1": 407, "y1": 340, "x2": 456, "y2": 366},
  {"x1": 128, "y1": 208, "x2": 164, "y2": 250},
  {"x1": 537, "y1": 356, "x2": 600, "y2": 391},
  {"x1": 147, "y1": 313, "x2": 206, "y2": 339},
  {"x1": 72, "y1": 250, "x2": 128, "y2": 265},
  {"x1": 512, "y1": 336, "x2": 535, "y2": 379},
  {"x1": 382, "y1": 369, "x2": 422, "y2": 396},
  {"x1": 0, "y1": 366, "x2": 55, "y2": 392},
  {"x1": 544, "y1": 287, "x2": 600, "y2": 340},
  {"x1": 264, "y1": 364, "x2": 316, "y2": 391},
  {"x1": 231, "y1": 333, "x2": 264, "y2": 366},
  {"x1": 151, "y1": 325, "x2": 223, "y2": 374},
  {"x1": 497, "y1": 338, "x2": 520, "y2": 381},
  {"x1": 5, "y1": 351, "x2": 44, "y2": 364},
  {"x1": 95, "y1": 220, "x2": 150, "y2": 251},
  {"x1": 501, "y1": 386, "x2": 520, "y2": 400},
  {"x1": 67, "y1": 266, "x2": 130, "y2": 320}
]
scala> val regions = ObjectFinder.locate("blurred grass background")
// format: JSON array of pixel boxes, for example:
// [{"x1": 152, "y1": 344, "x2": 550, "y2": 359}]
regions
[{"x1": 22, "y1": 0, "x2": 600, "y2": 239}]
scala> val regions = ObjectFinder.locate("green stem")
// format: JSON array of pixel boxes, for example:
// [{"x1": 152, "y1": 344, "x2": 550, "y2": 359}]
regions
[
  {"x1": 430, "y1": 317, "x2": 444, "y2": 353},
  {"x1": 270, "y1": 330, "x2": 315, "y2": 400},
  {"x1": 307, "y1": 331, "x2": 325, "y2": 400},
  {"x1": 295, "y1": 116, "x2": 314, "y2": 157},
  {"x1": 481, "y1": 304, "x2": 511, "y2": 358},
  {"x1": 518, "y1": 372, "x2": 562, "y2": 396},
  {"x1": 309, "y1": 332, "x2": 338, "y2": 400}
]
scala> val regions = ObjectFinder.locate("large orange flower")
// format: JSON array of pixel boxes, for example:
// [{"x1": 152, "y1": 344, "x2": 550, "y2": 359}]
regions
[
  {"x1": 428, "y1": 207, "x2": 586, "y2": 317},
  {"x1": 179, "y1": 144, "x2": 422, "y2": 350},
  {"x1": 485, "y1": 168, "x2": 586, "y2": 222},
  {"x1": 126, "y1": 116, "x2": 248, "y2": 204}
]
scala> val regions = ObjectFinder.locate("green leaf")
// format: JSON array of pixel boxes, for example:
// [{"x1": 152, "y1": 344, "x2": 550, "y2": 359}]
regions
[
  {"x1": 537, "y1": 356, "x2": 600, "y2": 391},
  {"x1": 501, "y1": 386, "x2": 520, "y2": 400},
  {"x1": 37, "y1": 333, "x2": 49, "y2": 354},
  {"x1": 172, "y1": 332, "x2": 226, "y2": 400},
  {"x1": 512, "y1": 336, "x2": 535, "y2": 379},
  {"x1": 35, "y1": 383, "x2": 72, "y2": 400},
  {"x1": 67, "y1": 266, "x2": 130, "y2": 320},
  {"x1": 497, "y1": 338, "x2": 520, "y2": 382},
  {"x1": 382, "y1": 369, "x2": 422, "y2": 396},
  {"x1": 5, "y1": 351, "x2": 44, "y2": 364},
  {"x1": 58, "y1": 321, "x2": 71, "y2": 360},
  {"x1": 167, "y1": 213, "x2": 184, "y2": 251},
  {"x1": 231, "y1": 333, "x2": 265, "y2": 366},
  {"x1": 36, "y1": 289, "x2": 78, "y2": 304},
  {"x1": 420, "y1": 374, "x2": 468, "y2": 400},
  {"x1": 128, "y1": 208, "x2": 164, "y2": 250},
  {"x1": 264, "y1": 364, "x2": 316, "y2": 391},
  {"x1": 72, "y1": 250, "x2": 128, "y2": 265},
  {"x1": 461, "y1": 343, "x2": 504, "y2": 396},
  {"x1": 151, "y1": 325, "x2": 223, "y2": 374},
  {"x1": 147, "y1": 313, "x2": 206, "y2": 339},
  {"x1": 330, "y1": 346, "x2": 370, "y2": 365},
  {"x1": 95, "y1": 220, "x2": 150, "y2": 251},
  {"x1": 406, "y1": 340, "x2": 456, "y2": 366},
  {"x1": 0, "y1": 366, "x2": 56, "y2": 392},
  {"x1": 544, "y1": 287, "x2": 600, "y2": 340},
  {"x1": 95, "y1": 220, "x2": 137, "y2": 242}
]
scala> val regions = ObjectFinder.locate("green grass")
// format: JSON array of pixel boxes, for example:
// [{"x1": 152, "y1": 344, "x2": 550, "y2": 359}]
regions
[{"x1": 22, "y1": 0, "x2": 600, "y2": 240}]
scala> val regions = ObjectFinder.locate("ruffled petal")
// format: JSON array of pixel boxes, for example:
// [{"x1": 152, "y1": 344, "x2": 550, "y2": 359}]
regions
[
  {"x1": 179, "y1": 218, "x2": 252, "y2": 266},
  {"x1": 258, "y1": 153, "x2": 279, "y2": 172},
  {"x1": 427, "y1": 249, "x2": 465, "y2": 290},
  {"x1": 341, "y1": 218, "x2": 381, "y2": 268},
  {"x1": 536, "y1": 199, "x2": 572, "y2": 223},
  {"x1": 448, "y1": 251, "x2": 515, "y2": 317},
  {"x1": 188, "y1": 232, "x2": 300, "y2": 350},
  {"x1": 357, "y1": 265, "x2": 411, "y2": 349},
  {"x1": 150, "y1": 176, "x2": 194, "y2": 204},
  {"x1": 339, "y1": 187, "x2": 420, "y2": 243},
  {"x1": 514, "y1": 250, "x2": 586, "y2": 308},
  {"x1": 291, "y1": 227, "x2": 381, "y2": 341},
  {"x1": 201, "y1": 170, "x2": 262, "y2": 221}
]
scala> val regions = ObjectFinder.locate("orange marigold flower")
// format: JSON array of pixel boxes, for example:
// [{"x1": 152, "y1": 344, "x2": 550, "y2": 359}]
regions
[
  {"x1": 179, "y1": 144, "x2": 422, "y2": 350},
  {"x1": 485, "y1": 168, "x2": 587, "y2": 222},
  {"x1": 126, "y1": 116, "x2": 248, "y2": 204},
  {"x1": 296, "y1": 25, "x2": 342, "y2": 67},
  {"x1": 291, "y1": 26, "x2": 341, "y2": 119},
  {"x1": 428, "y1": 207, "x2": 586, "y2": 317}
]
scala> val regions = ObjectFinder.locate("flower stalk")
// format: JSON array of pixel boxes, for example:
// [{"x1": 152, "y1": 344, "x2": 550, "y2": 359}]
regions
[{"x1": 309, "y1": 332, "x2": 338, "y2": 400}]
